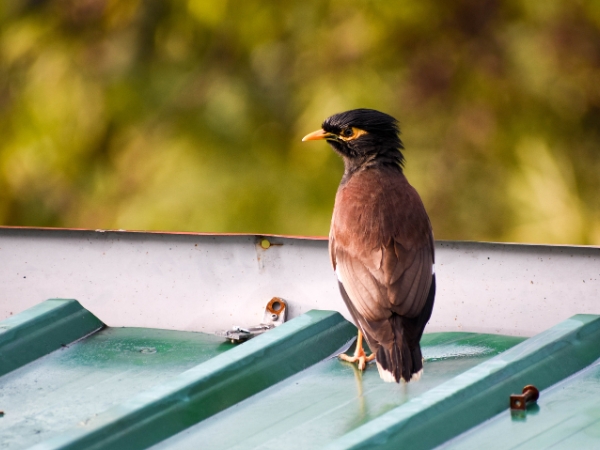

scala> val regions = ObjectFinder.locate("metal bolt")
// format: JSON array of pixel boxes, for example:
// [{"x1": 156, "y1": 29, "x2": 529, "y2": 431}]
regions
[
  {"x1": 510, "y1": 385, "x2": 539, "y2": 410},
  {"x1": 260, "y1": 239, "x2": 271, "y2": 249}
]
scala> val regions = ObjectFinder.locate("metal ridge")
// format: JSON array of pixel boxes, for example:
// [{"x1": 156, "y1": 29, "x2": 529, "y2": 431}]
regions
[
  {"x1": 30, "y1": 310, "x2": 356, "y2": 450},
  {"x1": 325, "y1": 314, "x2": 600, "y2": 450},
  {"x1": 0, "y1": 226, "x2": 329, "y2": 241},
  {"x1": 0, "y1": 299, "x2": 104, "y2": 377},
  {"x1": 3, "y1": 225, "x2": 600, "y2": 249}
]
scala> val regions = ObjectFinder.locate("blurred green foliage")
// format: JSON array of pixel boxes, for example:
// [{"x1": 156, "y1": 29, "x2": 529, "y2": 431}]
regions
[{"x1": 1, "y1": 0, "x2": 600, "y2": 244}]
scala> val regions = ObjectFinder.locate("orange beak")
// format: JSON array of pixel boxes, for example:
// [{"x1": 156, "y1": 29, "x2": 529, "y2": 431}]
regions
[{"x1": 302, "y1": 129, "x2": 336, "y2": 142}]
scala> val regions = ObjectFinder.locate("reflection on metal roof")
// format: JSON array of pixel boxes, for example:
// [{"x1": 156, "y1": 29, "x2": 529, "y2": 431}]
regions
[
  {"x1": 1, "y1": 323, "x2": 234, "y2": 449},
  {"x1": 1, "y1": 299, "x2": 600, "y2": 449},
  {"x1": 151, "y1": 333, "x2": 525, "y2": 450}
]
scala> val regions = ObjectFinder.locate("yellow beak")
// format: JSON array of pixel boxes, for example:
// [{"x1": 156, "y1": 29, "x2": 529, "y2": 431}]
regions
[{"x1": 302, "y1": 129, "x2": 336, "y2": 142}]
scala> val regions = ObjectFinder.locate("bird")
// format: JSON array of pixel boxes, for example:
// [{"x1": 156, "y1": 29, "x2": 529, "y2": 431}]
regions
[{"x1": 302, "y1": 108, "x2": 435, "y2": 383}]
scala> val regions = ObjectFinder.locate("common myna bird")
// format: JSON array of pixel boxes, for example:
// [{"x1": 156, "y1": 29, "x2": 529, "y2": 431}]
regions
[{"x1": 302, "y1": 109, "x2": 435, "y2": 383}]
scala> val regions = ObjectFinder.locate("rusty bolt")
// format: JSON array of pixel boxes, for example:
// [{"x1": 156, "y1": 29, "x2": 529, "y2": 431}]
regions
[{"x1": 510, "y1": 385, "x2": 539, "y2": 410}]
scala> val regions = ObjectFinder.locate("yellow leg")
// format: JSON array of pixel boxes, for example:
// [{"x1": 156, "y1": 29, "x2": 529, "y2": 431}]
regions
[{"x1": 339, "y1": 330, "x2": 376, "y2": 370}]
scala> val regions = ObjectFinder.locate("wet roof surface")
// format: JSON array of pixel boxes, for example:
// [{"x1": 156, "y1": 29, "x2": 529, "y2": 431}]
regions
[
  {"x1": 0, "y1": 328, "x2": 234, "y2": 449},
  {"x1": 152, "y1": 333, "x2": 525, "y2": 450},
  {"x1": 1, "y1": 299, "x2": 600, "y2": 450},
  {"x1": 440, "y1": 357, "x2": 600, "y2": 449}
]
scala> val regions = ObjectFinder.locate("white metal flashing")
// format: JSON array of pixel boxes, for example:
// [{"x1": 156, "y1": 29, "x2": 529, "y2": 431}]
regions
[{"x1": 0, "y1": 228, "x2": 598, "y2": 337}]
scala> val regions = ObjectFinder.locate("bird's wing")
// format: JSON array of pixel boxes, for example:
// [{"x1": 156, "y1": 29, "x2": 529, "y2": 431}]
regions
[
  {"x1": 334, "y1": 240, "x2": 433, "y2": 321},
  {"x1": 330, "y1": 171, "x2": 434, "y2": 326}
]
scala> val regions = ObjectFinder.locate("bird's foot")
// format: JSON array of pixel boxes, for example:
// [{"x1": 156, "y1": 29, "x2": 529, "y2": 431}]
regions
[{"x1": 339, "y1": 348, "x2": 376, "y2": 371}]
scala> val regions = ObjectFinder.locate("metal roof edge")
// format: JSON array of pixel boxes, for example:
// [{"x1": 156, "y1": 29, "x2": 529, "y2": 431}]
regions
[
  {"x1": 0, "y1": 299, "x2": 104, "y2": 377},
  {"x1": 1, "y1": 226, "x2": 599, "y2": 248},
  {"x1": 0, "y1": 226, "x2": 329, "y2": 241},
  {"x1": 29, "y1": 310, "x2": 356, "y2": 450},
  {"x1": 325, "y1": 314, "x2": 600, "y2": 450},
  {"x1": 437, "y1": 240, "x2": 600, "y2": 250}
]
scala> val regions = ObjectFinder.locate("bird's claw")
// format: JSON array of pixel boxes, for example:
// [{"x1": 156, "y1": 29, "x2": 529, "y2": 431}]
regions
[{"x1": 339, "y1": 350, "x2": 375, "y2": 371}]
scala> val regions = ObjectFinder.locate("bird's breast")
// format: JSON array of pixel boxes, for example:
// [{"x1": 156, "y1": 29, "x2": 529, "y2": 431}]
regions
[{"x1": 331, "y1": 168, "x2": 431, "y2": 258}]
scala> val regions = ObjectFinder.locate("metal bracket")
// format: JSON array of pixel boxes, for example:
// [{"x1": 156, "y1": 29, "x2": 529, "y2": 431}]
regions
[{"x1": 216, "y1": 297, "x2": 288, "y2": 343}]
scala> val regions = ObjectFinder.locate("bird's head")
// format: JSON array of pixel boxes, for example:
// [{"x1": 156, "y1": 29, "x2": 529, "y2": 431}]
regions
[{"x1": 302, "y1": 108, "x2": 404, "y2": 169}]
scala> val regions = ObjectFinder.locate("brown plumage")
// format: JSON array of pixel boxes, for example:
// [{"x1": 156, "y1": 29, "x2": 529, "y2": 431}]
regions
[{"x1": 303, "y1": 109, "x2": 435, "y2": 383}]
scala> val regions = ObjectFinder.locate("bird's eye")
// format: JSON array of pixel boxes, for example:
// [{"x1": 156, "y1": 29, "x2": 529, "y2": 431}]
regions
[{"x1": 342, "y1": 128, "x2": 354, "y2": 138}]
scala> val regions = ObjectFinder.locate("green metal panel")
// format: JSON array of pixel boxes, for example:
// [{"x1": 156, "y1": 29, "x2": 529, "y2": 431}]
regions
[
  {"x1": 29, "y1": 310, "x2": 356, "y2": 450},
  {"x1": 0, "y1": 327, "x2": 234, "y2": 449},
  {"x1": 151, "y1": 332, "x2": 525, "y2": 450},
  {"x1": 0, "y1": 299, "x2": 104, "y2": 376},
  {"x1": 5, "y1": 302, "x2": 599, "y2": 450},
  {"x1": 324, "y1": 314, "x2": 600, "y2": 450},
  {"x1": 439, "y1": 357, "x2": 600, "y2": 449}
]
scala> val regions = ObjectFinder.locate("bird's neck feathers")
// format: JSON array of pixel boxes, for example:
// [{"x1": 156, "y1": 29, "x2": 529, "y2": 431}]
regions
[{"x1": 340, "y1": 145, "x2": 405, "y2": 182}]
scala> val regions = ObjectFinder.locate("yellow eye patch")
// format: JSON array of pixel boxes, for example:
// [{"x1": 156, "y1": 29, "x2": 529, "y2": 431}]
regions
[{"x1": 339, "y1": 127, "x2": 368, "y2": 141}]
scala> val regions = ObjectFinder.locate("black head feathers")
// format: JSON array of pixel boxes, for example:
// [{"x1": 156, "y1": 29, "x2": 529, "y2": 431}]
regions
[
  {"x1": 322, "y1": 109, "x2": 400, "y2": 139},
  {"x1": 314, "y1": 109, "x2": 405, "y2": 169}
]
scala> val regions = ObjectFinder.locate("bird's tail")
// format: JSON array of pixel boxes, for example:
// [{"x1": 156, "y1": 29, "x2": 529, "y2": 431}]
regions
[{"x1": 375, "y1": 314, "x2": 423, "y2": 383}]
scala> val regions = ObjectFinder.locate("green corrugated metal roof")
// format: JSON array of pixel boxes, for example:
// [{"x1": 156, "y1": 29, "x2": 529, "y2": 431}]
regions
[
  {"x1": 1, "y1": 326, "x2": 234, "y2": 449},
  {"x1": 440, "y1": 358, "x2": 600, "y2": 449},
  {"x1": 1, "y1": 300, "x2": 600, "y2": 449},
  {"x1": 151, "y1": 333, "x2": 525, "y2": 450}
]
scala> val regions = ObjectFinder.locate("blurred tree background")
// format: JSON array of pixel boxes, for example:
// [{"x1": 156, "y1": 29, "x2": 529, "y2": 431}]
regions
[{"x1": 1, "y1": 0, "x2": 600, "y2": 244}]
